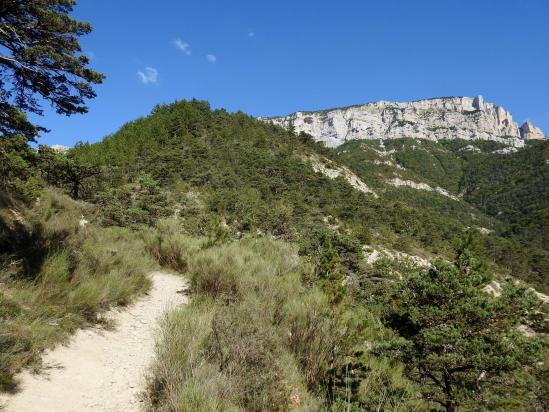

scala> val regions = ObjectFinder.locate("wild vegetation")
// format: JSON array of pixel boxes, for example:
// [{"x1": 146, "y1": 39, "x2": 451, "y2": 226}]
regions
[
  {"x1": 0, "y1": 188, "x2": 154, "y2": 390},
  {"x1": 143, "y1": 220, "x2": 424, "y2": 411},
  {"x1": 335, "y1": 138, "x2": 549, "y2": 291},
  {"x1": 1, "y1": 97, "x2": 547, "y2": 410},
  {"x1": 380, "y1": 243, "x2": 545, "y2": 411},
  {"x1": 142, "y1": 219, "x2": 546, "y2": 411},
  {"x1": 0, "y1": 4, "x2": 547, "y2": 409}
]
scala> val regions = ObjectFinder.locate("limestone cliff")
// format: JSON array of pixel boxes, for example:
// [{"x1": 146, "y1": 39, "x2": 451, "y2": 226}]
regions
[
  {"x1": 262, "y1": 96, "x2": 546, "y2": 148},
  {"x1": 519, "y1": 121, "x2": 546, "y2": 141}
]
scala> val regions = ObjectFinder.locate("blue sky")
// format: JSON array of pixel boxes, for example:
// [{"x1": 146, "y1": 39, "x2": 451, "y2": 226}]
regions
[{"x1": 34, "y1": 0, "x2": 549, "y2": 146}]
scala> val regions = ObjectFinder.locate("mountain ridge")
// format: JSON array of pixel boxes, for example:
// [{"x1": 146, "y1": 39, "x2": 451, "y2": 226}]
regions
[{"x1": 262, "y1": 96, "x2": 547, "y2": 147}]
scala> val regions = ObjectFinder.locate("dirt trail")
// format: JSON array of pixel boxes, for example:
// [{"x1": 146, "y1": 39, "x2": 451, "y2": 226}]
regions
[{"x1": 0, "y1": 271, "x2": 187, "y2": 412}]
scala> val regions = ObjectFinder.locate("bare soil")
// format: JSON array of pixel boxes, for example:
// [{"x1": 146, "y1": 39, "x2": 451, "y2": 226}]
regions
[{"x1": 0, "y1": 271, "x2": 187, "y2": 412}]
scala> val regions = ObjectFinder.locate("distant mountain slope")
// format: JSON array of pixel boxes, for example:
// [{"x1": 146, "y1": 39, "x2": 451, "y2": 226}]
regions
[
  {"x1": 263, "y1": 96, "x2": 546, "y2": 147},
  {"x1": 335, "y1": 138, "x2": 548, "y2": 251},
  {"x1": 461, "y1": 141, "x2": 548, "y2": 247},
  {"x1": 333, "y1": 137, "x2": 549, "y2": 288}
]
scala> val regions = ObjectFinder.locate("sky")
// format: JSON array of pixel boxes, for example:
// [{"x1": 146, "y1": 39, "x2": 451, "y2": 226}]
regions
[{"x1": 33, "y1": 0, "x2": 549, "y2": 146}]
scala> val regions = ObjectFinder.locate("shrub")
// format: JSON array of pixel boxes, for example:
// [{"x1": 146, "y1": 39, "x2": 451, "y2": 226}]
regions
[
  {"x1": 143, "y1": 218, "x2": 202, "y2": 272},
  {"x1": 146, "y1": 238, "x2": 327, "y2": 411}
]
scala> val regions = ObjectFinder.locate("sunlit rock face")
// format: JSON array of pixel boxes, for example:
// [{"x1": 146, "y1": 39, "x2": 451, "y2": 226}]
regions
[
  {"x1": 262, "y1": 96, "x2": 545, "y2": 148},
  {"x1": 520, "y1": 121, "x2": 546, "y2": 141},
  {"x1": 50, "y1": 144, "x2": 70, "y2": 154}
]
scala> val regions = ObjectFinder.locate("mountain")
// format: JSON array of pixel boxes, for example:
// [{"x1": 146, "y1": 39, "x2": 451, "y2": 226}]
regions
[
  {"x1": 263, "y1": 96, "x2": 546, "y2": 147},
  {"x1": 63, "y1": 99, "x2": 548, "y2": 291},
  {"x1": 3, "y1": 99, "x2": 547, "y2": 410},
  {"x1": 332, "y1": 137, "x2": 549, "y2": 287}
]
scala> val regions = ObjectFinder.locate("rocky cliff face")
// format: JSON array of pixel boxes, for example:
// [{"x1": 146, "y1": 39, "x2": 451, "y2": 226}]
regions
[
  {"x1": 519, "y1": 121, "x2": 546, "y2": 141},
  {"x1": 263, "y1": 96, "x2": 546, "y2": 148}
]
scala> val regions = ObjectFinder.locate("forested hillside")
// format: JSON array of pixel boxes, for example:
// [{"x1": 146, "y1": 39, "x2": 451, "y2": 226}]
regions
[
  {"x1": 461, "y1": 141, "x2": 548, "y2": 246},
  {"x1": 2, "y1": 100, "x2": 547, "y2": 410},
  {"x1": 62, "y1": 101, "x2": 548, "y2": 292},
  {"x1": 335, "y1": 138, "x2": 549, "y2": 290}
]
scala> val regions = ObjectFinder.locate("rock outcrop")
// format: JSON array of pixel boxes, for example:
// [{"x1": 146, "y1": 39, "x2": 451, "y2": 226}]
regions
[
  {"x1": 262, "y1": 96, "x2": 546, "y2": 148},
  {"x1": 50, "y1": 144, "x2": 70, "y2": 154},
  {"x1": 519, "y1": 121, "x2": 546, "y2": 140},
  {"x1": 306, "y1": 154, "x2": 378, "y2": 198},
  {"x1": 387, "y1": 178, "x2": 459, "y2": 201}
]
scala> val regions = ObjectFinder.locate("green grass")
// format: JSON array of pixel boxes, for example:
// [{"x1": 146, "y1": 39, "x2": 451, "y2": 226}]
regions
[
  {"x1": 144, "y1": 220, "x2": 423, "y2": 411},
  {"x1": 0, "y1": 188, "x2": 156, "y2": 391},
  {"x1": 145, "y1": 232, "x2": 332, "y2": 411}
]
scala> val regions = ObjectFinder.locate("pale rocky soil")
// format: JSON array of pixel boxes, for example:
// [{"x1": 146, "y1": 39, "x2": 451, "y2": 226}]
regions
[
  {"x1": 0, "y1": 271, "x2": 187, "y2": 412},
  {"x1": 307, "y1": 154, "x2": 378, "y2": 198},
  {"x1": 387, "y1": 177, "x2": 459, "y2": 201}
]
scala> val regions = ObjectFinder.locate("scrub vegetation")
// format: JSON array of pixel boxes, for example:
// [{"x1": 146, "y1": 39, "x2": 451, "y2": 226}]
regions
[{"x1": 2, "y1": 99, "x2": 547, "y2": 410}]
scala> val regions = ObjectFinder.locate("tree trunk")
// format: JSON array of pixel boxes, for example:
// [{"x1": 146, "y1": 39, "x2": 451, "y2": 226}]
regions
[
  {"x1": 443, "y1": 370, "x2": 456, "y2": 412},
  {"x1": 71, "y1": 178, "x2": 80, "y2": 199}
]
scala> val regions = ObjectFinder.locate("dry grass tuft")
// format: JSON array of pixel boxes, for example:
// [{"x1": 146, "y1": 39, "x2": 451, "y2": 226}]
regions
[
  {"x1": 0, "y1": 188, "x2": 155, "y2": 391},
  {"x1": 145, "y1": 233, "x2": 335, "y2": 411}
]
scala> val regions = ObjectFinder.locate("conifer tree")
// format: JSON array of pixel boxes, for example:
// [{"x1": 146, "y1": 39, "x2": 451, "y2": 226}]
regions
[
  {"x1": 0, "y1": 0, "x2": 103, "y2": 141},
  {"x1": 382, "y1": 250, "x2": 542, "y2": 411}
]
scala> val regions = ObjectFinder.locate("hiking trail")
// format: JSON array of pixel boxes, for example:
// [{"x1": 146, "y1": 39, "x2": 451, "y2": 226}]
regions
[{"x1": 0, "y1": 271, "x2": 187, "y2": 412}]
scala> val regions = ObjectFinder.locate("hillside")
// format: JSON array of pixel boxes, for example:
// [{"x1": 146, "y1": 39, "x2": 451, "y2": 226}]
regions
[
  {"x1": 332, "y1": 138, "x2": 549, "y2": 288},
  {"x1": 67, "y1": 100, "x2": 548, "y2": 291},
  {"x1": 2, "y1": 100, "x2": 547, "y2": 411}
]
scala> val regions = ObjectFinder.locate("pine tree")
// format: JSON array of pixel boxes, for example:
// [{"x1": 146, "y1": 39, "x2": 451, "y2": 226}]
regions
[
  {"x1": 0, "y1": 0, "x2": 104, "y2": 141},
  {"x1": 382, "y1": 250, "x2": 542, "y2": 411}
]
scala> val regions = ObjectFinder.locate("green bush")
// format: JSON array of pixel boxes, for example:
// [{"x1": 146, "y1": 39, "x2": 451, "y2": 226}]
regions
[{"x1": 143, "y1": 218, "x2": 203, "y2": 272}]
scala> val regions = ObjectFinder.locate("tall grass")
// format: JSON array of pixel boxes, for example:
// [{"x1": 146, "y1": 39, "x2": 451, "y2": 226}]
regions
[
  {"x1": 143, "y1": 218, "x2": 203, "y2": 272},
  {"x1": 145, "y1": 221, "x2": 342, "y2": 411},
  {"x1": 148, "y1": 300, "x2": 241, "y2": 412},
  {"x1": 0, "y1": 188, "x2": 155, "y2": 391},
  {"x1": 144, "y1": 219, "x2": 423, "y2": 410}
]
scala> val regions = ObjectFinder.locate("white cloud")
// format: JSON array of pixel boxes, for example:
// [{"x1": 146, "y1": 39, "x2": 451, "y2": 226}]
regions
[
  {"x1": 174, "y1": 38, "x2": 191, "y2": 55},
  {"x1": 206, "y1": 54, "x2": 217, "y2": 63},
  {"x1": 137, "y1": 67, "x2": 158, "y2": 84},
  {"x1": 248, "y1": 30, "x2": 255, "y2": 38}
]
